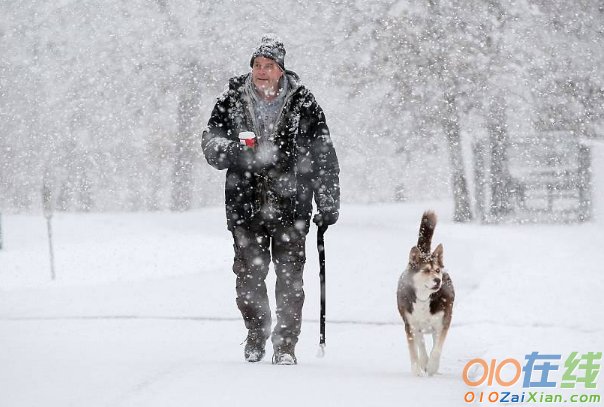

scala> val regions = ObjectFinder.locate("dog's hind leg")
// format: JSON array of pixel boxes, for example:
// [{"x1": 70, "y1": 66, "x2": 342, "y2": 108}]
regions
[{"x1": 427, "y1": 328, "x2": 448, "y2": 376}]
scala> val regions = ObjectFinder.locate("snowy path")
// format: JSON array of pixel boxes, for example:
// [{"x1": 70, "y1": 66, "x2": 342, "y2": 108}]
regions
[
  {"x1": 0, "y1": 319, "x2": 454, "y2": 406},
  {"x1": 0, "y1": 317, "x2": 597, "y2": 407},
  {"x1": 1, "y1": 202, "x2": 603, "y2": 406}
]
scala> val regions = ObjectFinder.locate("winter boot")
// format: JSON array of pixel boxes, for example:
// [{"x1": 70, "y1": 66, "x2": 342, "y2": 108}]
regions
[
  {"x1": 244, "y1": 330, "x2": 268, "y2": 363},
  {"x1": 272, "y1": 343, "x2": 297, "y2": 365}
]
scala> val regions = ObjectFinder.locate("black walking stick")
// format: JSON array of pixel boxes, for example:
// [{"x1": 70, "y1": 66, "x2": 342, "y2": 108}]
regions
[{"x1": 317, "y1": 225, "x2": 327, "y2": 358}]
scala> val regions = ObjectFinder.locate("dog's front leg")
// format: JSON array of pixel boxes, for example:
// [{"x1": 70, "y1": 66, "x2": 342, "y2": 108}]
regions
[
  {"x1": 405, "y1": 327, "x2": 423, "y2": 376},
  {"x1": 427, "y1": 328, "x2": 448, "y2": 376},
  {"x1": 416, "y1": 332, "x2": 429, "y2": 372}
]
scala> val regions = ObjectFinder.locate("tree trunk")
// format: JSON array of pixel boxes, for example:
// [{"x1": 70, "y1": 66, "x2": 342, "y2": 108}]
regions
[
  {"x1": 473, "y1": 140, "x2": 487, "y2": 223},
  {"x1": 487, "y1": 93, "x2": 511, "y2": 221},
  {"x1": 171, "y1": 61, "x2": 201, "y2": 211},
  {"x1": 443, "y1": 92, "x2": 472, "y2": 222}
]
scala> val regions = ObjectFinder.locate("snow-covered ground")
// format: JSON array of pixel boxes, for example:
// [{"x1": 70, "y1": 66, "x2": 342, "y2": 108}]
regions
[{"x1": 1, "y1": 201, "x2": 603, "y2": 406}]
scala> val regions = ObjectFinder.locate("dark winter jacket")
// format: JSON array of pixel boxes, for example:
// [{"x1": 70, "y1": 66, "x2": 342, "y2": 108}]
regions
[{"x1": 202, "y1": 71, "x2": 340, "y2": 231}]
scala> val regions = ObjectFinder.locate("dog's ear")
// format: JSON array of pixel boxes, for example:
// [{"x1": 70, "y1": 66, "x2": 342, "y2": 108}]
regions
[
  {"x1": 432, "y1": 244, "x2": 444, "y2": 267},
  {"x1": 409, "y1": 246, "x2": 420, "y2": 266}
]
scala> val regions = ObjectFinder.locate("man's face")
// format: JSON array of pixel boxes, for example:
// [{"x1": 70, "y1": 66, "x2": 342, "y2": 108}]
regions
[{"x1": 252, "y1": 57, "x2": 283, "y2": 97}]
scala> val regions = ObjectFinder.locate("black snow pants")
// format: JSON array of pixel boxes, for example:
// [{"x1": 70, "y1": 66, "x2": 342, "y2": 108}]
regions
[{"x1": 232, "y1": 215, "x2": 307, "y2": 349}]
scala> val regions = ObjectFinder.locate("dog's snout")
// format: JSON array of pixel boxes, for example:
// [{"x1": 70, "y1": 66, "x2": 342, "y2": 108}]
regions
[{"x1": 433, "y1": 278, "x2": 441, "y2": 286}]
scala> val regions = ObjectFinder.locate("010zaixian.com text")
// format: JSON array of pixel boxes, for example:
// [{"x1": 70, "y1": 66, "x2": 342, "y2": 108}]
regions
[{"x1": 462, "y1": 351, "x2": 601, "y2": 404}]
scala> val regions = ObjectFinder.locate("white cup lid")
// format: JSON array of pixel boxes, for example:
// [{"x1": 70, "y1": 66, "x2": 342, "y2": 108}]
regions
[{"x1": 238, "y1": 131, "x2": 255, "y2": 140}]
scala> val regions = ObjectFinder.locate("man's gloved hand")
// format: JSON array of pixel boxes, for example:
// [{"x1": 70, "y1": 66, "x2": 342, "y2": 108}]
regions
[
  {"x1": 313, "y1": 211, "x2": 339, "y2": 229},
  {"x1": 230, "y1": 143, "x2": 260, "y2": 172}
]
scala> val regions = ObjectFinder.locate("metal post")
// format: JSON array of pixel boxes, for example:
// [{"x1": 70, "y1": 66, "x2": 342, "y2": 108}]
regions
[
  {"x1": 45, "y1": 213, "x2": 55, "y2": 280},
  {"x1": 43, "y1": 179, "x2": 55, "y2": 280}
]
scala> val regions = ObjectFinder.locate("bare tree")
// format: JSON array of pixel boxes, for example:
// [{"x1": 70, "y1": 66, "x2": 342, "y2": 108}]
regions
[{"x1": 171, "y1": 60, "x2": 202, "y2": 211}]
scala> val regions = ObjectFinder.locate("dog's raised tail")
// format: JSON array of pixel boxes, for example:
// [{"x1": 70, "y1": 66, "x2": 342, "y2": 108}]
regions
[{"x1": 417, "y1": 210, "x2": 437, "y2": 254}]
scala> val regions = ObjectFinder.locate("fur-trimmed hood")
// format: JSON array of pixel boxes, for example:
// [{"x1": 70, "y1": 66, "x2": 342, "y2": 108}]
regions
[{"x1": 222, "y1": 70, "x2": 302, "y2": 101}]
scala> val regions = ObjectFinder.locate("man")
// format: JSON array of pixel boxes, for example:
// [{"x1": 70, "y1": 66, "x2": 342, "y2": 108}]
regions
[{"x1": 202, "y1": 34, "x2": 340, "y2": 365}]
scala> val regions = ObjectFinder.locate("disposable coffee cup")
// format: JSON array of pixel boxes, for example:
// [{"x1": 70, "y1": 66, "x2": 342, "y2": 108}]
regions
[{"x1": 238, "y1": 131, "x2": 256, "y2": 148}]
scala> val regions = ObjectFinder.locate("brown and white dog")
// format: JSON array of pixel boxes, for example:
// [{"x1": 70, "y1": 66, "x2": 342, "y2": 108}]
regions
[{"x1": 397, "y1": 211, "x2": 455, "y2": 376}]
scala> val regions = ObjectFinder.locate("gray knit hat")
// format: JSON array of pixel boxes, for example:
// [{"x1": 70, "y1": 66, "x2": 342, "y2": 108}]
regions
[{"x1": 250, "y1": 33, "x2": 286, "y2": 71}]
